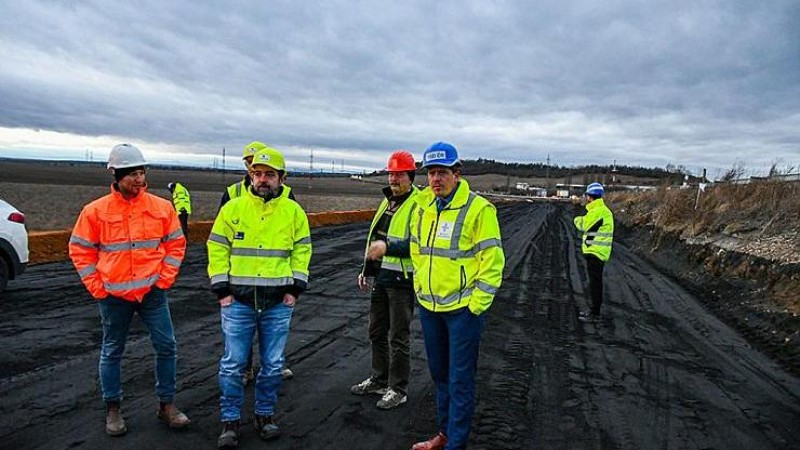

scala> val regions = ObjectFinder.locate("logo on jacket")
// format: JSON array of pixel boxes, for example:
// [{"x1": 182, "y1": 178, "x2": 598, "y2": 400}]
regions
[
  {"x1": 436, "y1": 221, "x2": 454, "y2": 239},
  {"x1": 234, "y1": 231, "x2": 245, "y2": 240}
]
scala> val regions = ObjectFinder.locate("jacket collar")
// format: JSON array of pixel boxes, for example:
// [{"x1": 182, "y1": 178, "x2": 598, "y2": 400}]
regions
[
  {"x1": 586, "y1": 197, "x2": 605, "y2": 211},
  {"x1": 246, "y1": 184, "x2": 290, "y2": 204},
  {"x1": 420, "y1": 179, "x2": 471, "y2": 211}
]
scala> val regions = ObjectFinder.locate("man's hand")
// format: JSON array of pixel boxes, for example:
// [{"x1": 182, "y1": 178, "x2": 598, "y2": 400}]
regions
[
  {"x1": 357, "y1": 274, "x2": 371, "y2": 292},
  {"x1": 366, "y1": 241, "x2": 387, "y2": 260},
  {"x1": 219, "y1": 295, "x2": 234, "y2": 307},
  {"x1": 283, "y1": 293, "x2": 297, "y2": 307}
]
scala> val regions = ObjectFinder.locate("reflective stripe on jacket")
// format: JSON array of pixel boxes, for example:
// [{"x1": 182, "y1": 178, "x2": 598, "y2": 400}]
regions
[
  {"x1": 69, "y1": 184, "x2": 186, "y2": 301},
  {"x1": 171, "y1": 182, "x2": 192, "y2": 214},
  {"x1": 226, "y1": 178, "x2": 248, "y2": 200},
  {"x1": 410, "y1": 179, "x2": 505, "y2": 315},
  {"x1": 207, "y1": 185, "x2": 311, "y2": 300},
  {"x1": 361, "y1": 186, "x2": 419, "y2": 278},
  {"x1": 573, "y1": 198, "x2": 614, "y2": 262}
]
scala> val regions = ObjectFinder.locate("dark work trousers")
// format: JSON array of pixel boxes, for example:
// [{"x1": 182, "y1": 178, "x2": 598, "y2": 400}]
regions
[
  {"x1": 369, "y1": 284, "x2": 415, "y2": 395},
  {"x1": 417, "y1": 305, "x2": 484, "y2": 450},
  {"x1": 585, "y1": 254, "x2": 605, "y2": 315},
  {"x1": 178, "y1": 211, "x2": 189, "y2": 238}
]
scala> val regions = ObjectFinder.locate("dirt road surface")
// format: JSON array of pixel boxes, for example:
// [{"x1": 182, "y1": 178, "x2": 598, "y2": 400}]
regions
[{"x1": 1, "y1": 203, "x2": 798, "y2": 449}]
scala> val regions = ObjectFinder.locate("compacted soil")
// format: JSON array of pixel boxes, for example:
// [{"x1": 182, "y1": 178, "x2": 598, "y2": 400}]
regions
[{"x1": 1, "y1": 202, "x2": 798, "y2": 449}]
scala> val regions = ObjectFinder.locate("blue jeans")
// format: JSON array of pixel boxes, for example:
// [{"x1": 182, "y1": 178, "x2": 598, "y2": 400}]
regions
[
  {"x1": 418, "y1": 305, "x2": 484, "y2": 450},
  {"x1": 98, "y1": 287, "x2": 178, "y2": 403},
  {"x1": 219, "y1": 301, "x2": 293, "y2": 421}
]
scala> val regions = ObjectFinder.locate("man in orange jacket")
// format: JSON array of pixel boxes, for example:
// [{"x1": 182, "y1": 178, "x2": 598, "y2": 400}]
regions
[{"x1": 68, "y1": 143, "x2": 191, "y2": 437}]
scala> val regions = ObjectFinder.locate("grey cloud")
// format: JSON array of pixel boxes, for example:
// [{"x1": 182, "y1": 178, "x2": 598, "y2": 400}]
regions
[{"x1": 0, "y1": 0, "x2": 798, "y2": 174}]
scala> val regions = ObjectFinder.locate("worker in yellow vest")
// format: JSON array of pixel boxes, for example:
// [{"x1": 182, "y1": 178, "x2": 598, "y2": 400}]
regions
[
  {"x1": 219, "y1": 141, "x2": 296, "y2": 383},
  {"x1": 208, "y1": 146, "x2": 311, "y2": 448},
  {"x1": 167, "y1": 182, "x2": 191, "y2": 237},
  {"x1": 351, "y1": 150, "x2": 419, "y2": 410},
  {"x1": 574, "y1": 182, "x2": 615, "y2": 323},
  {"x1": 409, "y1": 142, "x2": 505, "y2": 450}
]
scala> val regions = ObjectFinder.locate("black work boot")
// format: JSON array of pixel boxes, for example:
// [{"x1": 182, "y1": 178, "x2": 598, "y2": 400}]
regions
[
  {"x1": 217, "y1": 420, "x2": 240, "y2": 450},
  {"x1": 254, "y1": 414, "x2": 280, "y2": 441},
  {"x1": 105, "y1": 401, "x2": 127, "y2": 436}
]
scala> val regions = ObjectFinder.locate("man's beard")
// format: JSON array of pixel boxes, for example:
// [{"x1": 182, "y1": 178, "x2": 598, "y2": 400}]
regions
[{"x1": 255, "y1": 184, "x2": 279, "y2": 199}]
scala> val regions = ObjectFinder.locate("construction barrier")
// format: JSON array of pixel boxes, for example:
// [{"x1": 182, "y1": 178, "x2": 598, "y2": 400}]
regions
[{"x1": 28, "y1": 209, "x2": 377, "y2": 265}]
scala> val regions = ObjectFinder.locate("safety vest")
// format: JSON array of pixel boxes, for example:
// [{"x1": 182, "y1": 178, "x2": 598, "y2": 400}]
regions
[
  {"x1": 69, "y1": 184, "x2": 186, "y2": 301},
  {"x1": 207, "y1": 185, "x2": 311, "y2": 295},
  {"x1": 171, "y1": 182, "x2": 192, "y2": 214},
  {"x1": 410, "y1": 179, "x2": 505, "y2": 315},
  {"x1": 361, "y1": 186, "x2": 419, "y2": 278},
  {"x1": 226, "y1": 176, "x2": 250, "y2": 200},
  {"x1": 573, "y1": 198, "x2": 614, "y2": 261}
]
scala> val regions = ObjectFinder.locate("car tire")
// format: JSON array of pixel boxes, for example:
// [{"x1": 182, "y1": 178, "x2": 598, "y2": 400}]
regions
[{"x1": 0, "y1": 255, "x2": 8, "y2": 293}]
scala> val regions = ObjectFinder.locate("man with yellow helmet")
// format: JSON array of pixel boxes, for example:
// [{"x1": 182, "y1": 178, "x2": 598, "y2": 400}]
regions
[
  {"x1": 218, "y1": 141, "x2": 266, "y2": 209},
  {"x1": 208, "y1": 146, "x2": 311, "y2": 449},
  {"x1": 218, "y1": 142, "x2": 296, "y2": 384}
]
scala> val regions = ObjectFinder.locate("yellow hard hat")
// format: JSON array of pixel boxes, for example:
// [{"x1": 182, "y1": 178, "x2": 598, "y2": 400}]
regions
[
  {"x1": 250, "y1": 147, "x2": 286, "y2": 172},
  {"x1": 243, "y1": 141, "x2": 267, "y2": 159}
]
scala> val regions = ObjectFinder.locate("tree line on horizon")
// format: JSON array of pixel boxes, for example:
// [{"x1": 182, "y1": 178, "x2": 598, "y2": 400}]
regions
[{"x1": 461, "y1": 158, "x2": 691, "y2": 182}]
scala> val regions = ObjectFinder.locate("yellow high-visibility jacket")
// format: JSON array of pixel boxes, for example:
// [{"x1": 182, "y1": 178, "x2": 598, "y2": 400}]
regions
[
  {"x1": 226, "y1": 177, "x2": 250, "y2": 201},
  {"x1": 171, "y1": 182, "x2": 191, "y2": 214},
  {"x1": 361, "y1": 185, "x2": 419, "y2": 279},
  {"x1": 573, "y1": 198, "x2": 614, "y2": 261},
  {"x1": 410, "y1": 179, "x2": 505, "y2": 315},
  {"x1": 207, "y1": 185, "x2": 311, "y2": 307}
]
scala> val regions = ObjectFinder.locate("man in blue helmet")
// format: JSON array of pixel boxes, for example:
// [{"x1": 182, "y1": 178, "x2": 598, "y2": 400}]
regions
[
  {"x1": 409, "y1": 142, "x2": 505, "y2": 450},
  {"x1": 574, "y1": 182, "x2": 614, "y2": 323}
]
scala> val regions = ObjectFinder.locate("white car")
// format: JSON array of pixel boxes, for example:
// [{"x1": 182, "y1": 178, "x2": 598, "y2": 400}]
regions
[{"x1": 0, "y1": 199, "x2": 29, "y2": 293}]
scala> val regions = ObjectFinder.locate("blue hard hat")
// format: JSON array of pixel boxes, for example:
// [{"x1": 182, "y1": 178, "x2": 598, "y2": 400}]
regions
[
  {"x1": 586, "y1": 182, "x2": 604, "y2": 197},
  {"x1": 421, "y1": 142, "x2": 460, "y2": 168}
]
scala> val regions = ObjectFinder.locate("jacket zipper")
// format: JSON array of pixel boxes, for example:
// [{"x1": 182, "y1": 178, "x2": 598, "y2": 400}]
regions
[{"x1": 459, "y1": 265, "x2": 466, "y2": 304}]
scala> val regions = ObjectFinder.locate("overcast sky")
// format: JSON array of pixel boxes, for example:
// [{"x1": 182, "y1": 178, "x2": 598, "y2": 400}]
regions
[{"x1": 0, "y1": 0, "x2": 798, "y2": 176}]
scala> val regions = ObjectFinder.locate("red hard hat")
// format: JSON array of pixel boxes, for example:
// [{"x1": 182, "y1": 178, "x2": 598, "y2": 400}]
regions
[{"x1": 387, "y1": 150, "x2": 416, "y2": 172}]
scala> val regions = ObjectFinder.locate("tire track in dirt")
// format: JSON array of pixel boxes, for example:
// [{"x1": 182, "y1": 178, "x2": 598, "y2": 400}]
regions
[
  {"x1": 1, "y1": 204, "x2": 799, "y2": 449},
  {"x1": 573, "y1": 218, "x2": 800, "y2": 449}
]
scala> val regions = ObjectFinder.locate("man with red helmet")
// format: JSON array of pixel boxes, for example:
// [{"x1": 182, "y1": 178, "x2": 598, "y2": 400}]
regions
[{"x1": 351, "y1": 150, "x2": 420, "y2": 410}]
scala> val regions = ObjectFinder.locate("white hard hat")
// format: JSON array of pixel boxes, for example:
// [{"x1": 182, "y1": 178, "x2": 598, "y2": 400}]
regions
[{"x1": 107, "y1": 143, "x2": 147, "y2": 169}]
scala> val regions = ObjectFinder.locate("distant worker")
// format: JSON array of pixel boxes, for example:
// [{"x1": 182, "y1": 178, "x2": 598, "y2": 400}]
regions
[
  {"x1": 68, "y1": 143, "x2": 190, "y2": 437},
  {"x1": 574, "y1": 182, "x2": 614, "y2": 323},
  {"x1": 409, "y1": 142, "x2": 505, "y2": 450},
  {"x1": 351, "y1": 150, "x2": 419, "y2": 410},
  {"x1": 218, "y1": 141, "x2": 261, "y2": 211},
  {"x1": 208, "y1": 146, "x2": 311, "y2": 449},
  {"x1": 167, "y1": 182, "x2": 191, "y2": 237},
  {"x1": 219, "y1": 141, "x2": 296, "y2": 383}
]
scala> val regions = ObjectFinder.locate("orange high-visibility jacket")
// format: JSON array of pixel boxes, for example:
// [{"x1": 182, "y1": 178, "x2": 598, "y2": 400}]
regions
[{"x1": 69, "y1": 184, "x2": 186, "y2": 301}]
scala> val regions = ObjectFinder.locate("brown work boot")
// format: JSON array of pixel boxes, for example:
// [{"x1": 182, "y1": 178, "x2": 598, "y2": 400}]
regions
[
  {"x1": 105, "y1": 402, "x2": 127, "y2": 436},
  {"x1": 157, "y1": 402, "x2": 191, "y2": 429},
  {"x1": 411, "y1": 431, "x2": 447, "y2": 450}
]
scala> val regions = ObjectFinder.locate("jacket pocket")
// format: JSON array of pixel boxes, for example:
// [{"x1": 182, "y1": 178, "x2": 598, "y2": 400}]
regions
[{"x1": 98, "y1": 213, "x2": 126, "y2": 243}]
